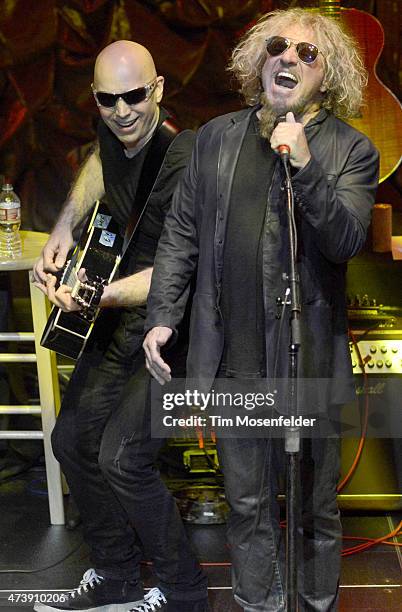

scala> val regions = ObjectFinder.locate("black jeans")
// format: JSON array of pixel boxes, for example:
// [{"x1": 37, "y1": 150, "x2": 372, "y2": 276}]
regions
[
  {"x1": 216, "y1": 435, "x2": 341, "y2": 611},
  {"x1": 52, "y1": 311, "x2": 207, "y2": 601}
]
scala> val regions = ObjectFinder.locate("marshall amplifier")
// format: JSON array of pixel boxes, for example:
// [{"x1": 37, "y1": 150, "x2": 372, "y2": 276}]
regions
[{"x1": 339, "y1": 319, "x2": 402, "y2": 510}]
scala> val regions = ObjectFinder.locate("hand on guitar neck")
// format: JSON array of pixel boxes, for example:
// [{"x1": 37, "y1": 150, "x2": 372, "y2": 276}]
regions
[
  {"x1": 33, "y1": 267, "x2": 88, "y2": 314},
  {"x1": 32, "y1": 224, "x2": 74, "y2": 285},
  {"x1": 32, "y1": 222, "x2": 83, "y2": 313}
]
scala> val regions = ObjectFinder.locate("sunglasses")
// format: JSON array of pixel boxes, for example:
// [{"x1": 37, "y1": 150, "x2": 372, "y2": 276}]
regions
[
  {"x1": 266, "y1": 36, "x2": 321, "y2": 64},
  {"x1": 92, "y1": 79, "x2": 157, "y2": 108}
]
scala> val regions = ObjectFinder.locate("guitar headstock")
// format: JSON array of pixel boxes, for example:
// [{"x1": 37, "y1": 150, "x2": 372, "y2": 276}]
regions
[
  {"x1": 71, "y1": 275, "x2": 108, "y2": 321},
  {"x1": 318, "y1": 1, "x2": 341, "y2": 18}
]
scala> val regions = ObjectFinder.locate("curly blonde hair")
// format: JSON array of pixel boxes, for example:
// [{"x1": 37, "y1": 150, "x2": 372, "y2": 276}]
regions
[{"x1": 228, "y1": 8, "x2": 367, "y2": 118}]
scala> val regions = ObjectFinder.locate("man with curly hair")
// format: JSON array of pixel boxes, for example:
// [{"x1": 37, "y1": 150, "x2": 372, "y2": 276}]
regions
[{"x1": 144, "y1": 8, "x2": 379, "y2": 611}]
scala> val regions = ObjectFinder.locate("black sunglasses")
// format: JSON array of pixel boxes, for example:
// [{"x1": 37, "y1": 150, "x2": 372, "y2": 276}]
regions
[
  {"x1": 266, "y1": 36, "x2": 321, "y2": 64},
  {"x1": 92, "y1": 79, "x2": 157, "y2": 108}
]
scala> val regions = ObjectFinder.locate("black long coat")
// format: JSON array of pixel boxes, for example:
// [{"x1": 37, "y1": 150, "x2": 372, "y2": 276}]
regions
[{"x1": 145, "y1": 107, "x2": 379, "y2": 413}]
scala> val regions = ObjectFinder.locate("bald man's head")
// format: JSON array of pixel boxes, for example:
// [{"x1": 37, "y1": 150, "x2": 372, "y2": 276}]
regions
[
  {"x1": 94, "y1": 41, "x2": 157, "y2": 92},
  {"x1": 92, "y1": 40, "x2": 164, "y2": 149}
]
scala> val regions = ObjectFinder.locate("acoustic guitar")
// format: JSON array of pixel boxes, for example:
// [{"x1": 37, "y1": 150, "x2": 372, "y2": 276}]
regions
[
  {"x1": 318, "y1": 1, "x2": 402, "y2": 182},
  {"x1": 40, "y1": 201, "x2": 123, "y2": 360}
]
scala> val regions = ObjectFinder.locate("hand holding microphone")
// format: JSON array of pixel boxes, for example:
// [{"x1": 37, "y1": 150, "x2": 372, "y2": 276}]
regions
[
  {"x1": 271, "y1": 112, "x2": 312, "y2": 169},
  {"x1": 273, "y1": 114, "x2": 291, "y2": 163}
]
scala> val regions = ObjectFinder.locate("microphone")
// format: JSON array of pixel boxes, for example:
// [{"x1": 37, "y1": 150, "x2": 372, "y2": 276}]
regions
[{"x1": 274, "y1": 115, "x2": 290, "y2": 163}]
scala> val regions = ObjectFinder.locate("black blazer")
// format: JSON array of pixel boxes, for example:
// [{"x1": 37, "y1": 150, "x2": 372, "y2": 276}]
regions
[{"x1": 146, "y1": 107, "x2": 379, "y2": 412}]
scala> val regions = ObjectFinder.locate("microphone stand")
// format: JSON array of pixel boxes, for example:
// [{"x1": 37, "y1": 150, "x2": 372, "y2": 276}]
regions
[{"x1": 282, "y1": 152, "x2": 302, "y2": 612}]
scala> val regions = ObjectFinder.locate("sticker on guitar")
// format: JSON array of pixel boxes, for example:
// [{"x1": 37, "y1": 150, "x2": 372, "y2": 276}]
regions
[{"x1": 40, "y1": 201, "x2": 123, "y2": 360}]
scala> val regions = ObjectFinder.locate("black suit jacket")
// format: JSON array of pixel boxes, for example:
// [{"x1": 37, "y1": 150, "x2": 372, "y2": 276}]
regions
[{"x1": 146, "y1": 107, "x2": 379, "y2": 412}]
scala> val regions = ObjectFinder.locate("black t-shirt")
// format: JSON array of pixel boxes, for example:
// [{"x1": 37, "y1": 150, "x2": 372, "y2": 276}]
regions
[
  {"x1": 220, "y1": 111, "x2": 276, "y2": 377},
  {"x1": 97, "y1": 110, "x2": 195, "y2": 278},
  {"x1": 98, "y1": 120, "x2": 148, "y2": 231},
  {"x1": 97, "y1": 110, "x2": 195, "y2": 334}
]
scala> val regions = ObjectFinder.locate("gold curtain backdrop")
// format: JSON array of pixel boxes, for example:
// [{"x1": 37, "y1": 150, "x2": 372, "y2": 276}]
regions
[{"x1": 0, "y1": 0, "x2": 400, "y2": 230}]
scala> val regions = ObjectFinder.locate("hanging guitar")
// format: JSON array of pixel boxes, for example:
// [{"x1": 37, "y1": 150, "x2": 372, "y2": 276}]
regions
[
  {"x1": 318, "y1": 1, "x2": 402, "y2": 182},
  {"x1": 40, "y1": 201, "x2": 123, "y2": 360},
  {"x1": 39, "y1": 117, "x2": 184, "y2": 360}
]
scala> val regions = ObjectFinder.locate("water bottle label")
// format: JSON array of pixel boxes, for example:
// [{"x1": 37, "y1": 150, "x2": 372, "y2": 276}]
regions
[{"x1": 0, "y1": 208, "x2": 21, "y2": 222}]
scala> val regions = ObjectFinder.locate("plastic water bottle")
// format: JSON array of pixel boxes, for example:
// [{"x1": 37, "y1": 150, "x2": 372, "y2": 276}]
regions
[{"x1": 0, "y1": 183, "x2": 22, "y2": 258}]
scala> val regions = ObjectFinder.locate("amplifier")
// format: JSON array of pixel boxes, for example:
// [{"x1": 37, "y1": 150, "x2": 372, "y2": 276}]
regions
[
  {"x1": 349, "y1": 338, "x2": 402, "y2": 374},
  {"x1": 343, "y1": 322, "x2": 402, "y2": 510},
  {"x1": 349, "y1": 319, "x2": 402, "y2": 374}
]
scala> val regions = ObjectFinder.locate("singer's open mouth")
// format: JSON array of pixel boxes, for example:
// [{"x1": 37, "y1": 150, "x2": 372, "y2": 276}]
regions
[{"x1": 275, "y1": 71, "x2": 298, "y2": 89}]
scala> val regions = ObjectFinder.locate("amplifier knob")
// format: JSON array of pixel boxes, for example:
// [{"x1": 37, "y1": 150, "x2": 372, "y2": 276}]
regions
[
  {"x1": 367, "y1": 361, "x2": 375, "y2": 368},
  {"x1": 385, "y1": 360, "x2": 392, "y2": 368},
  {"x1": 370, "y1": 345, "x2": 377, "y2": 353},
  {"x1": 352, "y1": 361, "x2": 357, "y2": 368},
  {"x1": 377, "y1": 360, "x2": 384, "y2": 368},
  {"x1": 380, "y1": 346, "x2": 387, "y2": 354},
  {"x1": 392, "y1": 347, "x2": 398, "y2": 353}
]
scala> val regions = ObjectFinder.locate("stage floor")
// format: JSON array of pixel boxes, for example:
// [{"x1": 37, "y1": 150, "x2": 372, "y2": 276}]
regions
[{"x1": 0, "y1": 467, "x2": 401, "y2": 611}]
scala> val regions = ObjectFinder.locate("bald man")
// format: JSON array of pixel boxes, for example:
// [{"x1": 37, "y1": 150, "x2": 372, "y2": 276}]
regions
[{"x1": 32, "y1": 41, "x2": 208, "y2": 612}]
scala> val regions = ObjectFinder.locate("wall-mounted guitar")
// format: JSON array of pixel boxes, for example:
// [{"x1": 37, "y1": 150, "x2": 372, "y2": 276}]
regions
[
  {"x1": 40, "y1": 202, "x2": 123, "y2": 360},
  {"x1": 318, "y1": 1, "x2": 401, "y2": 182}
]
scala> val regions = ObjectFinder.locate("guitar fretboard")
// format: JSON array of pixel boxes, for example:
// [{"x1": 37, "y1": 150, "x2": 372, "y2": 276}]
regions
[{"x1": 60, "y1": 260, "x2": 78, "y2": 289}]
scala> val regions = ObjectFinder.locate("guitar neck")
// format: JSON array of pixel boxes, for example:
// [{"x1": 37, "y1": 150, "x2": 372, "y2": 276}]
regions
[
  {"x1": 62, "y1": 264, "x2": 78, "y2": 289},
  {"x1": 318, "y1": 1, "x2": 341, "y2": 18}
]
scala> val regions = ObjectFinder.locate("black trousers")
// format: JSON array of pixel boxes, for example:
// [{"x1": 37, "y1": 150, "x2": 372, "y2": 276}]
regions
[
  {"x1": 216, "y1": 435, "x2": 341, "y2": 611},
  {"x1": 52, "y1": 310, "x2": 207, "y2": 601}
]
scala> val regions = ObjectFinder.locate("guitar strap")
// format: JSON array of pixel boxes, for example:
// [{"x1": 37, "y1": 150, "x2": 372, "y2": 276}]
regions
[{"x1": 122, "y1": 117, "x2": 181, "y2": 256}]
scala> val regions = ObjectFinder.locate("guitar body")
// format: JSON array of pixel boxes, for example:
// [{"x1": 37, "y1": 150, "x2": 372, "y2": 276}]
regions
[
  {"x1": 318, "y1": 2, "x2": 402, "y2": 182},
  {"x1": 340, "y1": 8, "x2": 402, "y2": 182},
  {"x1": 41, "y1": 203, "x2": 123, "y2": 360}
]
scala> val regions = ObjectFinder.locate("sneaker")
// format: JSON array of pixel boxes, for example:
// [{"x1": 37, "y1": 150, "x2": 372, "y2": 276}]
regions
[
  {"x1": 33, "y1": 568, "x2": 144, "y2": 611},
  {"x1": 130, "y1": 588, "x2": 167, "y2": 611},
  {"x1": 130, "y1": 588, "x2": 209, "y2": 612}
]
